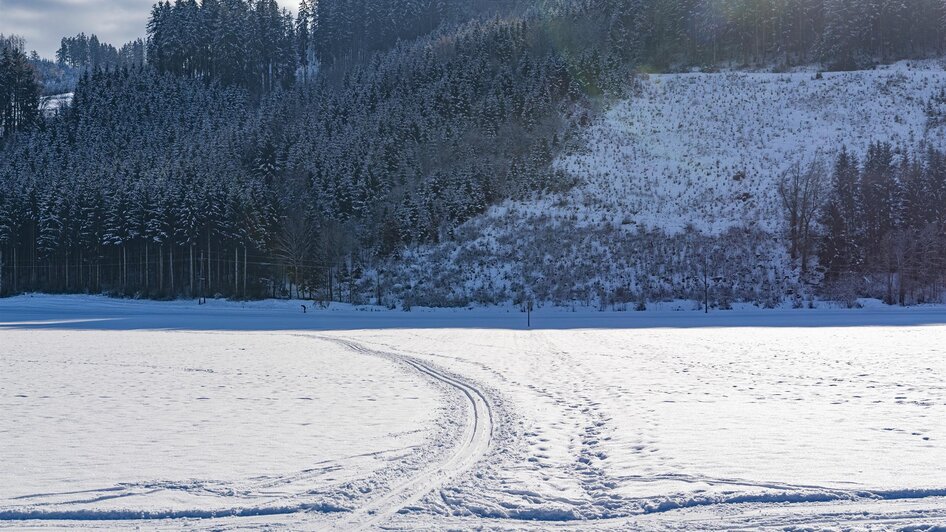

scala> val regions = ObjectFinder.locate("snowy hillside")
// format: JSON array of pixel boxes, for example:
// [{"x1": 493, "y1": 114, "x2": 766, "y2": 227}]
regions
[
  {"x1": 387, "y1": 61, "x2": 946, "y2": 307},
  {"x1": 553, "y1": 60, "x2": 946, "y2": 234}
]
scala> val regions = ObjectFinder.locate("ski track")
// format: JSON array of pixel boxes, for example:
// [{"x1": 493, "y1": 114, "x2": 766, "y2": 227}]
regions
[
  {"x1": 317, "y1": 337, "x2": 494, "y2": 531},
  {"x1": 338, "y1": 328, "x2": 946, "y2": 529},
  {"x1": 0, "y1": 330, "x2": 493, "y2": 530},
  {"x1": 0, "y1": 331, "x2": 468, "y2": 528}
]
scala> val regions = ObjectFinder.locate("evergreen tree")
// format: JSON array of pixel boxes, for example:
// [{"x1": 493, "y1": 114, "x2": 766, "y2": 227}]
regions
[
  {"x1": 296, "y1": 0, "x2": 314, "y2": 81},
  {"x1": 0, "y1": 39, "x2": 41, "y2": 139}
]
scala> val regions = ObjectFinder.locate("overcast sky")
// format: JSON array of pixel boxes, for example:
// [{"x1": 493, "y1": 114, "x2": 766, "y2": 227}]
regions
[
  {"x1": 0, "y1": 0, "x2": 298, "y2": 60},
  {"x1": 0, "y1": 0, "x2": 153, "y2": 58}
]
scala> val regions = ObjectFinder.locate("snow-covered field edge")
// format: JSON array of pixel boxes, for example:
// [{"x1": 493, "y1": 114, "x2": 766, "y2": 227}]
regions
[{"x1": 4, "y1": 292, "x2": 946, "y2": 331}]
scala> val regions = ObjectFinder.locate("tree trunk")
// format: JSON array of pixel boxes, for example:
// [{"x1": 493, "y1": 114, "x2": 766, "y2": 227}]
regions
[{"x1": 122, "y1": 245, "x2": 127, "y2": 292}]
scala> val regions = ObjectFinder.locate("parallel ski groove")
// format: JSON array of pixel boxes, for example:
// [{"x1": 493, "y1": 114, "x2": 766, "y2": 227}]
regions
[{"x1": 322, "y1": 337, "x2": 493, "y2": 531}]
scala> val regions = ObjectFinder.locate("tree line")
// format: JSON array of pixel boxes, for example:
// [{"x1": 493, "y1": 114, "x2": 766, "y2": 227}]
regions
[
  {"x1": 308, "y1": 0, "x2": 524, "y2": 68},
  {"x1": 146, "y1": 0, "x2": 297, "y2": 93},
  {"x1": 774, "y1": 138, "x2": 946, "y2": 306},
  {"x1": 599, "y1": 0, "x2": 946, "y2": 70},
  {"x1": 144, "y1": 0, "x2": 526, "y2": 92},
  {"x1": 56, "y1": 33, "x2": 145, "y2": 71}
]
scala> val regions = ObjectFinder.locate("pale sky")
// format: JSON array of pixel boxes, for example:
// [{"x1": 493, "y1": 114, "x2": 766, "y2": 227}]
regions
[{"x1": 0, "y1": 0, "x2": 298, "y2": 60}]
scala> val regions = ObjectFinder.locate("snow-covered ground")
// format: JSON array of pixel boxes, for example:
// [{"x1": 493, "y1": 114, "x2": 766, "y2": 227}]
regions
[
  {"x1": 549, "y1": 60, "x2": 946, "y2": 234},
  {"x1": 0, "y1": 330, "x2": 455, "y2": 521},
  {"x1": 40, "y1": 93, "x2": 73, "y2": 116},
  {"x1": 2, "y1": 295, "x2": 946, "y2": 529}
]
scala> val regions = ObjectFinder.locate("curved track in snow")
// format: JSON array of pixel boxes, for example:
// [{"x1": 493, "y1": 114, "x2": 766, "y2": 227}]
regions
[
  {"x1": 0, "y1": 333, "x2": 492, "y2": 530},
  {"x1": 320, "y1": 337, "x2": 494, "y2": 531}
]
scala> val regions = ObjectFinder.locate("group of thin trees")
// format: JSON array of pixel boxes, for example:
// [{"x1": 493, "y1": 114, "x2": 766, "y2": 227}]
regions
[
  {"x1": 146, "y1": 0, "x2": 298, "y2": 92},
  {"x1": 0, "y1": 35, "x2": 40, "y2": 140},
  {"x1": 56, "y1": 34, "x2": 145, "y2": 71}
]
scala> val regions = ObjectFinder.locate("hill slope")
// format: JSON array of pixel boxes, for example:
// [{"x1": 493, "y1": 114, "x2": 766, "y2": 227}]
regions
[{"x1": 386, "y1": 61, "x2": 946, "y2": 308}]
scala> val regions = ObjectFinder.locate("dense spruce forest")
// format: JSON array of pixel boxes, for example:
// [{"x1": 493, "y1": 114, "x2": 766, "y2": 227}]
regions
[
  {"x1": 820, "y1": 144, "x2": 946, "y2": 305},
  {"x1": 2, "y1": 0, "x2": 946, "y2": 305}
]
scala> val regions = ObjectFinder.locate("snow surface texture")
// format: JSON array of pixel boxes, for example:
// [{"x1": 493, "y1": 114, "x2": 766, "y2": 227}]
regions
[
  {"x1": 386, "y1": 61, "x2": 946, "y2": 306},
  {"x1": 553, "y1": 61, "x2": 946, "y2": 235},
  {"x1": 1, "y1": 295, "x2": 946, "y2": 530},
  {"x1": 0, "y1": 329, "x2": 463, "y2": 522}
]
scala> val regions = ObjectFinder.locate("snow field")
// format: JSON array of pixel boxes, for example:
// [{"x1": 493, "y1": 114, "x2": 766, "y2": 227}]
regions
[
  {"x1": 2, "y1": 296, "x2": 946, "y2": 529},
  {"x1": 0, "y1": 329, "x2": 456, "y2": 520},
  {"x1": 341, "y1": 325, "x2": 946, "y2": 523}
]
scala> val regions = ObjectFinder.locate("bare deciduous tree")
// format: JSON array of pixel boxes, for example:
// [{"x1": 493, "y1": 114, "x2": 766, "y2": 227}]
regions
[
  {"x1": 274, "y1": 209, "x2": 315, "y2": 300},
  {"x1": 778, "y1": 158, "x2": 827, "y2": 274}
]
